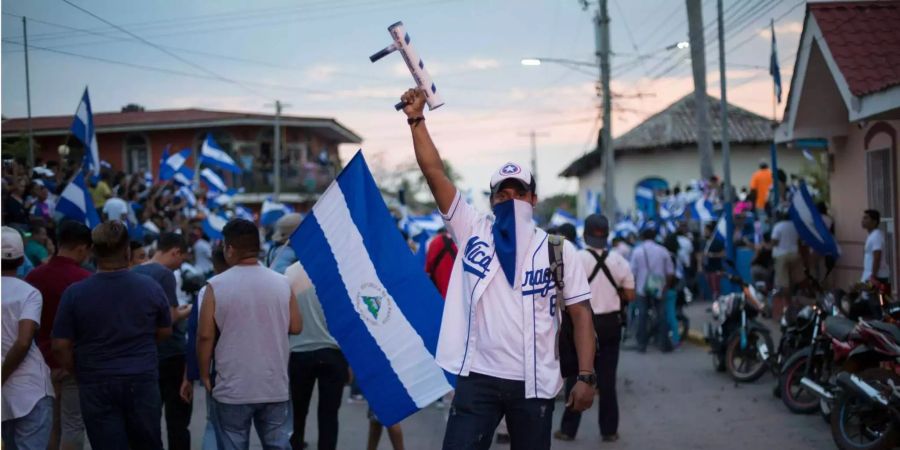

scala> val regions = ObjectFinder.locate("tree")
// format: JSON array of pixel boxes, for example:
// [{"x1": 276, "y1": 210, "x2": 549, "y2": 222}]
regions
[
  {"x1": 1, "y1": 135, "x2": 38, "y2": 163},
  {"x1": 535, "y1": 193, "x2": 576, "y2": 225},
  {"x1": 121, "y1": 103, "x2": 145, "y2": 113}
]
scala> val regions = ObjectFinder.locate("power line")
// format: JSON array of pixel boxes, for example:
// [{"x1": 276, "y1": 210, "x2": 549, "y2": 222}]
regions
[{"x1": 58, "y1": 0, "x2": 267, "y2": 99}]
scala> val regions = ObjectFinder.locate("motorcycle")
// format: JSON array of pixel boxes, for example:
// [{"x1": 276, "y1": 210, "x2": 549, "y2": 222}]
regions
[
  {"x1": 829, "y1": 319, "x2": 900, "y2": 450},
  {"x1": 704, "y1": 273, "x2": 773, "y2": 382}
]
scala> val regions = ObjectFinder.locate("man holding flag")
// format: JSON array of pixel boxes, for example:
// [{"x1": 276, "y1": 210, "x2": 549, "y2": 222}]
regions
[{"x1": 399, "y1": 88, "x2": 596, "y2": 450}]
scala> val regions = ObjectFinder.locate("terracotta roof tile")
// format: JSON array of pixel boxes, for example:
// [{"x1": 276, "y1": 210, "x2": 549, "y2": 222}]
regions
[{"x1": 811, "y1": 1, "x2": 900, "y2": 96}]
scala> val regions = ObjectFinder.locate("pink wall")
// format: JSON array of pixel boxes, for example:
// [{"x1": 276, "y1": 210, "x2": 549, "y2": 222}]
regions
[{"x1": 830, "y1": 119, "x2": 900, "y2": 289}]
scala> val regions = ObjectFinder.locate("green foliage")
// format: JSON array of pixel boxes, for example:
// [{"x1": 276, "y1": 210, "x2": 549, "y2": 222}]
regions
[
  {"x1": 535, "y1": 193, "x2": 576, "y2": 225},
  {"x1": 799, "y1": 152, "x2": 830, "y2": 204},
  {"x1": 1, "y1": 135, "x2": 38, "y2": 162}
]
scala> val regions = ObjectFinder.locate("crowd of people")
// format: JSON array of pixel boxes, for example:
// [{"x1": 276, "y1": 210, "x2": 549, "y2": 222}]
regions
[{"x1": 1, "y1": 88, "x2": 893, "y2": 450}]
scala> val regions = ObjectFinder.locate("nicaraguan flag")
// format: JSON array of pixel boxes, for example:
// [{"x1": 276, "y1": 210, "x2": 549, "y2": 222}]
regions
[
  {"x1": 261, "y1": 198, "x2": 291, "y2": 227},
  {"x1": 161, "y1": 148, "x2": 192, "y2": 181},
  {"x1": 173, "y1": 166, "x2": 194, "y2": 187},
  {"x1": 71, "y1": 88, "x2": 100, "y2": 177},
  {"x1": 200, "y1": 134, "x2": 242, "y2": 174},
  {"x1": 690, "y1": 197, "x2": 715, "y2": 222},
  {"x1": 704, "y1": 214, "x2": 729, "y2": 254},
  {"x1": 585, "y1": 189, "x2": 601, "y2": 216},
  {"x1": 549, "y1": 208, "x2": 577, "y2": 227},
  {"x1": 770, "y1": 20, "x2": 782, "y2": 104},
  {"x1": 55, "y1": 172, "x2": 101, "y2": 228},
  {"x1": 613, "y1": 218, "x2": 639, "y2": 238},
  {"x1": 235, "y1": 206, "x2": 255, "y2": 222},
  {"x1": 288, "y1": 151, "x2": 453, "y2": 426},
  {"x1": 202, "y1": 213, "x2": 228, "y2": 240},
  {"x1": 176, "y1": 186, "x2": 197, "y2": 208},
  {"x1": 209, "y1": 189, "x2": 237, "y2": 209},
  {"x1": 789, "y1": 181, "x2": 839, "y2": 257},
  {"x1": 201, "y1": 168, "x2": 228, "y2": 193}
]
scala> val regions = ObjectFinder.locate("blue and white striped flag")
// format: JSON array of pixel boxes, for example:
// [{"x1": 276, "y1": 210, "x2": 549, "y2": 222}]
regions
[
  {"x1": 704, "y1": 215, "x2": 729, "y2": 254},
  {"x1": 55, "y1": 172, "x2": 101, "y2": 228},
  {"x1": 234, "y1": 206, "x2": 255, "y2": 222},
  {"x1": 690, "y1": 197, "x2": 715, "y2": 222},
  {"x1": 202, "y1": 213, "x2": 229, "y2": 240},
  {"x1": 200, "y1": 134, "x2": 242, "y2": 174},
  {"x1": 173, "y1": 166, "x2": 194, "y2": 187},
  {"x1": 209, "y1": 189, "x2": 237, "y2": 209},
  {"x1": 161, "y1": 148, "x2": 192, "y2": 181},
  {"x1": 770, "y1": 19, "x2": 782, "y2": 104},
  {"x1": 261, "y1": 198, "x2": 291, "y2": 227},
  {"x1": 789, "y1": 181, "x2": 839, "y2": 257},
  {"x1": 585, "y1": 189, "x2": 601, "y2": 216},
  {"x1": 71, "y1": 88, "x2": 100, "y2": 177},
  {"x1": 200, "y1": 168, "x2": 228, "y2": 193},
  {"x1": 177, "y1": 186, "x2": 197, "y2": 208},
  {"x1": 288, "y1": 151, "x2": 453, "y2": 426},
  {"x1": 549, "y1": 208, "x2": 577, "y2": 227}
]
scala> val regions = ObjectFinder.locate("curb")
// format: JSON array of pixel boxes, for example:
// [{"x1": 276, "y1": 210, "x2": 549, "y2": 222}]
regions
[{"x1": 684, "y1": 328, "x2": 708, "y2": 348}]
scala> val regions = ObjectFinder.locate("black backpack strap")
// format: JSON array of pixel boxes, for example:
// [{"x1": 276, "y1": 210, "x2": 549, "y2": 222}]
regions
[{"x1": 427, "y1": 234, "x2": 457, "y2": 278}]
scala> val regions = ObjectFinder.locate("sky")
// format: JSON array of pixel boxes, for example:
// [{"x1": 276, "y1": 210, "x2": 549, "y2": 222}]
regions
[{"x1": 1, "y1": 0, "x2": 808, "y2": 202}]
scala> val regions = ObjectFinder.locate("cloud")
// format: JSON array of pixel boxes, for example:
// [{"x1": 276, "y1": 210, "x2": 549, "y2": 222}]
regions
[
  {"x1": 304, "y1": 64, "x2": 339, "y2": 82},
  {"x1": 463, "y1": 58, "x2": 501, "y2": 71},
  {"x1": 757, "y1": 21, "x2": 804, "y2": 39}
]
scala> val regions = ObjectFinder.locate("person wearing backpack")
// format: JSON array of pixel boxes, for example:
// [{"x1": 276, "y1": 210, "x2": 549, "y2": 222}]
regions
[
  {"x1": 629, "y1": 222, "x2": 675, "y2": 353},
  {"x1": 424, "y1": 228, "x2": 457, "y2": 299},
  {"x1": 554, "y1": 214, "x2": 635, "y2": 443},
  {"x1": 399, "y1": 87, "x2": 596, "y2": 450}
]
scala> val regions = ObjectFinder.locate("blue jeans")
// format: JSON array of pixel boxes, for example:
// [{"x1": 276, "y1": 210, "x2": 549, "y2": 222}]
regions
[
  {"x1": 442, "y1": 372, "x2": 555, "y2": 450},
  {"x1": 212, "y1": 399, "x2": 292, "y2": 450},
  {"x1": 203, "y1": 388, "x2": 218, "y2": 450},
  {"x1": 665, "y1": 289, "x2": 680, "y2": 346},
  {"x1": 2, "y1": 396, "x2": 52, "y2": 450},
  {"x1": 79, "y1": 376, "x2": 162, "y2": 450},
  {"x1": 636, "y1": 296, "x2": 669, "y2": 351}
]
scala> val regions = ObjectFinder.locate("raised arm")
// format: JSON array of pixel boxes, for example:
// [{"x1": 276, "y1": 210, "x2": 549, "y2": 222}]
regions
[{"x1": 401, "y1": 88, "x2": 457, "y2": 214}]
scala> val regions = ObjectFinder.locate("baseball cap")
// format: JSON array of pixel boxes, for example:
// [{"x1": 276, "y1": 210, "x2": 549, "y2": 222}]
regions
[
  {"x1": 2, "y1": 226, "x2": 25, "y2": 260},
  {"x1": 272, "y1": 213, "x2": 302, "y2": 242},
  {"x1": 489, "y1": 162, "x2": 535, "y2": 194},
  {"x1": 583, "y1": 214, "x2": 610, "y2": 248}
]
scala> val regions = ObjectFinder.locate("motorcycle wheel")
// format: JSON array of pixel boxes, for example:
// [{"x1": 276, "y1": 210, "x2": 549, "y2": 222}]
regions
[
  {"x1": 779, "y1": 351, "x2": 824, "y2": 414},
  {"x1": 725, "y1": 329, "x2": 773, "y2": 383},
  {"x1": 830, "y1": 368, "x2": 900, "y2": 450}
]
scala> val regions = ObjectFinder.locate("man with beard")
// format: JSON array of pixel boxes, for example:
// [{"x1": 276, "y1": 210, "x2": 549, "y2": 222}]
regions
[{"x1": 398, "y1": 88, "x2": 596, "y2": 450}]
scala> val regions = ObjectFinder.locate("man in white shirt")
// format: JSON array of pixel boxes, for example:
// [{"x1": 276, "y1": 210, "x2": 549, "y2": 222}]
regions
[
  {"x1": 861, "y1": 209, "x2": 892, "y2": 290},
  {"x1": 2, "y1": 226, "x2": 54, "y2": 449},
  {"x1": 555, "y1": 215, "x2": 635, "y2": 443},
  {"x1": 399, "y1": 88, "x2": 596, "y2": 450},
  {"x1": 771, "y1": 212, "x2": 803, "y2": 292}
]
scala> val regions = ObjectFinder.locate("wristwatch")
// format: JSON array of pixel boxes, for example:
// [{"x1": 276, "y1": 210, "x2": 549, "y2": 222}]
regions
[{"x1": 576, "y1": 373, "x2": 597, "y2": 387}]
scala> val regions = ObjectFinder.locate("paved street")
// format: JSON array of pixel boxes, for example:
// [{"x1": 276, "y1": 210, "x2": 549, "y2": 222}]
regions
[{"x1": 181, "y1": 303, "x2": 833, "y2": 449}]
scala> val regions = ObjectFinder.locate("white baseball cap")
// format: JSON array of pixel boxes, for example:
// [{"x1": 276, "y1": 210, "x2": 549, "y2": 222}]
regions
[
  {"x1": 489, "y1": 162, "x2": 535, "y2": 194},
  {"x1": 2, "y1": 226, "x2": 25, "y2": 260}
]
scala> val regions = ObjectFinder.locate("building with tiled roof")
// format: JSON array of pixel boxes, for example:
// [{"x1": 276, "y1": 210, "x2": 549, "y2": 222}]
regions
[
  {"x1": 560, "y1": 93, "x2": 816, "y2": 216},
  {"x1": 2, "y1": 107, "x2": 362, "y2": 204},
  {"x1": 776, "y1": 1, "x2": 900, "y2": 291}
]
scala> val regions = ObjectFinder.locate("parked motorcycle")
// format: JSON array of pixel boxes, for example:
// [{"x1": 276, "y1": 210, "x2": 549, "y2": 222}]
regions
[
  {"x1": 829, "y1": 319, "x2": 900, "y2": 450},
  {"x1": 704, "y1": 274, "x2": 773, "y2": 382}
]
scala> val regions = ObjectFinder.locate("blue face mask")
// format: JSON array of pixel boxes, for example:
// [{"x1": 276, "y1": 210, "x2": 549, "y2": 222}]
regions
[{"x1": 491, "y1": 199, "x2": 535, "y2": 287}]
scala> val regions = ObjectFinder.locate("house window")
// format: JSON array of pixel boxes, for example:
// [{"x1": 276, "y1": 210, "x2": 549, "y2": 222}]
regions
[
  {"x1": 866, "y1": 147, "x2": 896, "y2": 286},
  {"x1": 125, "y1": 134, "x2": 150, "y2": 174}
]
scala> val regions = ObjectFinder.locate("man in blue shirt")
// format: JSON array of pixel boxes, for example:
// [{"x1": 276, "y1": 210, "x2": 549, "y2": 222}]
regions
[{"x1": 52, "y1": 221, "x2": 172, "y2": 450}]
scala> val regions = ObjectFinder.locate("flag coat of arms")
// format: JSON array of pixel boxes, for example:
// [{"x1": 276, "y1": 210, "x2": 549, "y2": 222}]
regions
[{"x1": 289, "y1": 151, "x2": 453, "y2": 426}]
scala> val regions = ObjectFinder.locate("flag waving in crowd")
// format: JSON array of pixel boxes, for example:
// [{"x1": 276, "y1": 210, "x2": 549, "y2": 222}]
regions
[
  {"x1": 71, "y1": 87, "x2": 100, "y2": 177},
  {"x1": 289, "y1": 151, "x2": 453, "y2": 426}
]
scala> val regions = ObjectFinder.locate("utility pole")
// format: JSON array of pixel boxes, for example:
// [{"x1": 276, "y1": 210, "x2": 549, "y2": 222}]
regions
[
  {"x1": 518, "y1": 130, "x2": 548, "y2": 183},
  {"x1": 265, "y1": 100, "x2": 290, "y2": 201},
  {"x1": 717, "y1": 0, "x2": 735, "y2": 267},
  {"x1": 686, "y1": 0, "x2": 714, "y2": 180},
  {"x1": 23, "y1": 17, "x2": 34, "y2": 168},
  {"x1": 596, "y1": 0, "x2": 615, "y2": 217}
]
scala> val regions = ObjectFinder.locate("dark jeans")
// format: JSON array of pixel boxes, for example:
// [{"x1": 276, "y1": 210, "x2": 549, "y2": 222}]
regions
[
  {"x1": 636, "y1": 296, "x2": 669, "y2": 351},
  {"x1": 79, "y1": 375, "x2": 163, "y2": 450},
  {"x1": 560, "y1": 313, "x2": 621, "y2": 438},
  {"x1": 442, "y1": 372, "x2": 555, "y2": 450},
  {"x1": 288, "y1": 349, "x2": 348, "y2": 450},
  {"x1": 160, "y1": 355, "x2": 192, "y2": 450}
]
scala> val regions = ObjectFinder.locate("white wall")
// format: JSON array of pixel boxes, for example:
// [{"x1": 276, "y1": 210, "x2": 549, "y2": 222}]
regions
[{"x1": 574, "y1": 143, "x2": 818, "y2": 217}]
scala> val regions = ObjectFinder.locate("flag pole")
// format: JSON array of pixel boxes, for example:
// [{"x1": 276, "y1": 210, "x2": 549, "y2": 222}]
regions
[{"x1": 769, "y1": 18, "x2": 780, "y2": 219}]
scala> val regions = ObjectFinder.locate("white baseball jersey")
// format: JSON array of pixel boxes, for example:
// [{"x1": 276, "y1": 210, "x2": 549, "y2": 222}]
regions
[{"x1": 435, "y1": 192, "x2": 591, "y2": 399}]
